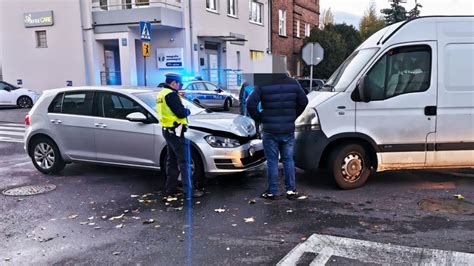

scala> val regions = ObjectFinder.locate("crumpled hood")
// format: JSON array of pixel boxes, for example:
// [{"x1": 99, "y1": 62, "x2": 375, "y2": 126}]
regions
[{"x1": 189, "y1": 112, "x2": 256, "y2": 137}]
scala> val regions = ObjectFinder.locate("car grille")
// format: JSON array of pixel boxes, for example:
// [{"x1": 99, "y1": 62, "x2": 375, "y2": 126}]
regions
[{"x1": 240, "y1": 150, "x2": 265, "y2": 166}]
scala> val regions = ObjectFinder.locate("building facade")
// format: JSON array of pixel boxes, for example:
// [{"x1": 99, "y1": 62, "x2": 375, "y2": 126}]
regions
[
  {"x1": 0, "y1": 0, "x2": 272, "y2": 92},
  {"x1": 271, "y1": 0, "x2": 320, "y2": 77}
]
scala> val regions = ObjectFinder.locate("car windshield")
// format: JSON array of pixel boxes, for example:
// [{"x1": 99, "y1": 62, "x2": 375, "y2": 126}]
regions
[
  {"x1": 324, "y1": 48, "x2": 379, "y2": 92},
  {"x1": 133, "y1": 91, "x2": 208, "y2": 115}
]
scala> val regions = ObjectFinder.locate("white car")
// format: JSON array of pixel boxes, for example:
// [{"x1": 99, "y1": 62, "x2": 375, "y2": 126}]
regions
[{"x1": 0, "y1": 81, "x2": 40, "y2": 108}]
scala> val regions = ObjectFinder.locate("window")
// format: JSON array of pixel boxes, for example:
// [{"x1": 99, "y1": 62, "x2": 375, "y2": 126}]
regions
[
  {"x1": 61, "y1": 91, "x2": 94, "y2": 116},
  {"x1": 205, "y1": 82, "x2": 219, "y2": 91},
  {"x1": 305, "y1": 23, "x2": 311, "y2": 37},
  {"x1": 98, "y1": 92, "x2": 149, "y2": 120},
  {"x1": 296, "y1": 20, "x2": 301, "y2": 38},
  {"x1": 122, "y1": 0, "x2": 132, "y2": 9},
  {"x1": 278, "y1": 10, "x2": 286, "y2": 36},
  {"x1": 192, "y1": 82, "x2": 207, "y2": 91},
  {"x1": 250, "y1": 50, "x2": 264, "y2": 60},
  {"x1": 365, "y1": 45, "x2": 431, "y2": 101},
  {"x1": 99, "y1": 0, "x2": 108, "y2": 10},
  {"x1": 136, "y1": 0, "x2": 149, "y2": 6},
  {"x1": 48, "y1": 93, "x2": 64, "y2": 113},
  {"x1": 227, "y1": 0, "x2": 237, "y2": 16},
  {"x1": 35, "y1": 31, "x2": 47, "y2": 48},
  {"x1": 206, "y1": 0, "x2": 217, "y2": 12},
  {"x1": 249, "y1": 1, "x2": 263, "y2": 24}
]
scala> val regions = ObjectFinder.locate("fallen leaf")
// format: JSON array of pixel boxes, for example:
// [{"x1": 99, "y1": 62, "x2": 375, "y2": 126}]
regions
[
  {"x1": 214, "y1": 208, "x2": 226, "y2": 213},
  {"x1": 248, "y1": 199, "x2": 257, "y2": 204},
  {"x1": 244, "y1": 217, "x2": 255, "y2": 223},
  {"x1": 79, "y1": 222, "x2": 88, "y2": 225},
  {"x1": 154, "y1": 224, "x2": 161, "y2": 228},
  {"x1": 175, "y1": 207, "x2": 183, "y2": 211},
  {"x1": 301, "y1": 237, "x2": 307, "y2": 241},
  {"x1": 297, "y1": 195, "x2": 308, "y2": 200},
  {"x1": 89, "y1": 201, "x2": 95, "y2": 204},
  {"x1": 111, "y1": 200, "x2": 115, "y2": 203},
  {"x1": 112, "y1": 251, "x2": 121, "y2": 255},
  {"x1": 123, "y1": 210, "x2": 129, "y2": 213},
  {"x1": 226, "y1": 247, "x2": 230, "y2": 251},
  {"x1": 101, "y1": 215, "x2": 107, "y2": 220},
  {"x1": 88, "y1": 223, "x2": 95, "y2": 226},
  {"x1": 109, "y1": 214, "x2": 125, "y2": 221},
  {"x1": 131, "y1": 195, "x2": 139, "y2": 198},
  {"x1": 17, "y1": 198, "x2": 24, "y2": 202},
  {"x1": 115, "y1": 224, "x2": 124, "y2": 229},
  {"x1": 88, "y1": 216, "x2": 94, "y2": 220},
  {"x1": 68, "y1": 214, "x2": 79, "y2": 219},
  {"x1": 166, "y1": 197, "x2": 178, "y2": 202},
  {"x1": 143, "y1": 219, "x2": 155, "y2": 224},
  {"x1": 454, "y1": 194, "x2": 465, "y2": 200},
  {"x1": 138, "y1": 199, "x2": 144, "y2": 203},
  {"x1": 50, "y1": 218, "x2": 56, "y2": 221},
  {"x1": 286, "y1": 209, "x2": 294, "y2": 213},
  {"x1": 94, "y1": 226, "x2": 101, "y2": 230},
  {"x1": 196, "y1": 201, "x2": 201, "y2": 204},
  {"x1": 151, "y1": 209, "x2": 156, "y2": 212},
  {"x1": 231, "y1": 224, "x2": 237, "y2": 227},
  {"x1": 132, "y1": 209, "x2": 140, "y2": 213},
  {"x1": 131, "y1": 216, "x2": 141, "y2": 220}
]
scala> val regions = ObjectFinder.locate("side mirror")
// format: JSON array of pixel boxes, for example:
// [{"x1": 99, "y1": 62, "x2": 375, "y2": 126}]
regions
[
  {"x1": 357, "y1": 75, "x2": 370, "y2": 103},
  {"x1": 215, "y1": 88, "x2": 223, "y2": 93},
  {"x1": 5, "y1": 87, "x2": 12, "y2": 92},
  {"x1": 126, "y1": 112, "x2": 148, "y2": 123}
]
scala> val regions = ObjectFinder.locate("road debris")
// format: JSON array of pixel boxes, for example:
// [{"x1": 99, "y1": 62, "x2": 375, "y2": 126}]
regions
[
  {"x1": 454, "y1": 194, "x2": 465, "y2": 200},
  {"x1": 115, "y1": 224, "x2": 124, "y2": 229},
  {"x1": 248, "y1": 199, "x2": 257, "y2": 204},
  {"x1": 112, "y1": 251, "x2": 121, "y2": 256},
  {"x1": 286, "y1": 209, "x2": 294, "y2": 213},
  {"x1": 68, "y1": 214, "x2": 79, "y2": 219},
  {"x1": 109, "y1": 214, "x2": 124, "y2": 221},
  {"x1": 297, "y1": 195, "x2": 308, "y2": 200},
  {"x1": 101, "y1": 215, "x2": 107, "y2": 220},
  {"x1": 244, "y1": 217, "x2": 255, "y2": 223},
  {"x1": 154, "y1": 225, "x2": 161, "y2": 228},
  {"x1": 131, "y1": 195, "x2": 139, "y2": 198},
  {"x1": 214, "y1": 208, "x2": 226, "y2": 213},
  {"x1": 88, "y1": 216, "x2": 94, "y2": 220},
  {"x1": 143, "y1": 219, "x2": 155, "y2": 224}
]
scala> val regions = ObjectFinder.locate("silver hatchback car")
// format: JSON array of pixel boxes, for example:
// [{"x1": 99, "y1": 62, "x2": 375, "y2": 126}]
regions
[{"x1": 24, "y1": 87, "x2": 265, "y2": 181}]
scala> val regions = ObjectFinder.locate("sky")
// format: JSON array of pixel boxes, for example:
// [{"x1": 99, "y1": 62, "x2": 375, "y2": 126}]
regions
[{"x1": 320, "y1": 0, "x2": 474, "y2": 28}]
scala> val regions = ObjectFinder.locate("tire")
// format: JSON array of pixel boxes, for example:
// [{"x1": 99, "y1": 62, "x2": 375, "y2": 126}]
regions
[
  {"x1": 17, "y1": 96, "x2": 33, "y2": 108},
  {"x1": 160, "y1": 148, "x2": 205, "y2": 188},
  {"x1": 328, "y1": 143, "x2": 371, "y2": 190},
  {"x1": 223, "y1": 98, "x2": 231, "y2": 111},
  {"x1": 29, "y1": 137, "x2": 65, "y2": 174}
]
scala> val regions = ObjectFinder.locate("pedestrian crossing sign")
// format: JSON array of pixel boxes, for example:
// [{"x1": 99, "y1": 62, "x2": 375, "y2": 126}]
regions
[
  {"x1": 140, "y1": 21, "x2": 151, "y2": 42},
  {"x1": 142, "y1": 42, "x2": 151, "y2": 57}
]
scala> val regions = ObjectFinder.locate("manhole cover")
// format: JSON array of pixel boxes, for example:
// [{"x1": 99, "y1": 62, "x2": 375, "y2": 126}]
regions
[
  {"x1": 2, "y1": 184, "x2": 56, "y2": 196},
  {"x1": 418, "y1": 198, "x2": 474, "y2": 215}
]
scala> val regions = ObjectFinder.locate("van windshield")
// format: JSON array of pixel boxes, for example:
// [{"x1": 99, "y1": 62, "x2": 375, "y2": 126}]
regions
[{"x1": 324, "y1": 48, "x2": 379, "y2": 92}]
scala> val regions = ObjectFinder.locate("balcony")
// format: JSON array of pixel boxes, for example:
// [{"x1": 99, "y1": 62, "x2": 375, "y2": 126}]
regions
[{"x1": 91, "y1": 0, "x2": 183, "y2": 33}]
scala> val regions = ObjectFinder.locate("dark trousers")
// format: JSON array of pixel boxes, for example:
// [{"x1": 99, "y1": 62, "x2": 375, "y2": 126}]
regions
[{"x1": 163, "y1": 129, "x2": 190, "y2": 194}]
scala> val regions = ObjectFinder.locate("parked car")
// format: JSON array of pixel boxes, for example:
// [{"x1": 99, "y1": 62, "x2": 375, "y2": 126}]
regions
[
  {"x1": 24, "y1": 87, "x2": 265, "y2": 182},
  {"x1": 294, "y1": 16, "x2": 474, "y2": 189},
  {"x1": 179, "y1": 80, "x2": 234, "y2": 111},
  {"x1": 297, "y1": 78, "x2": 325, "y2": 94},
  {"x1": 0, "y1": 81, "x2": 40, "y2": 108}
]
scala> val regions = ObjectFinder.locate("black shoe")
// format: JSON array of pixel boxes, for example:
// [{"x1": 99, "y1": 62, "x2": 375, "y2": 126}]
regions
[
  {"x1": 261, "y1": 191, "x2": 277, "y2": 200},
  {"x1": 286, "y1": 190, "x2": 299, "y2": 200}
]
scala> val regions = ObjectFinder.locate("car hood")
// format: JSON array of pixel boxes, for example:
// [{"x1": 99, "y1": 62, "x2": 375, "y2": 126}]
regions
[
  {"x1": 307, "y1": 90, "x2": 338, "y2": 108},
  {"x1": 189, "y1": 112, "x2": 256, "y2": 137}
]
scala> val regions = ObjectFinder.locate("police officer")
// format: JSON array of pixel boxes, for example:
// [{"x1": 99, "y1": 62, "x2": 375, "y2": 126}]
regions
[{"x1": 157, "y1": 73, "x2": 204, "y2": 199}]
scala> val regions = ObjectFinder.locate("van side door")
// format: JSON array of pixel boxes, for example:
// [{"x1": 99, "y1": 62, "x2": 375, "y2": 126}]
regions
[
  {"x1": 355, "y1": 43, "x2": 437, "y2": 169},
  {"x1": 427, "y1": 22, "x2": 474, "y2": 167}
]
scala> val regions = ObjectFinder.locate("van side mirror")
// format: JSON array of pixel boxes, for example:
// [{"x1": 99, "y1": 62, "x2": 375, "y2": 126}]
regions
[{"x1": 357, "y1": 75, "x2": 370, "y2": 103}]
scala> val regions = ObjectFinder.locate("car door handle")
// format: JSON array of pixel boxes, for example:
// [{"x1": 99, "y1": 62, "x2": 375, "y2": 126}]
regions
[
  {"x1": 50, "y1": 119, "x2": 62, "y2": 124},
  {"x1": 425, "y1": 106, "x2": 437, "y2": 116},
  {"x1": 101, "y1": 124, "x2": 107, "y2": 128},
  {"x1": 94, "y1": 123, "x2": 101, "y2": 127}
]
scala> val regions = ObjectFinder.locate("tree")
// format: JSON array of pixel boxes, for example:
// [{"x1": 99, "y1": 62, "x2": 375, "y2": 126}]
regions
[
  {"x1": 328, "y1": 23, "x2": 362, "y2": 57},
  {"x1": 359, "y1": 1, "x2": 386, "y2": 40},
  {"x1": 320, "y1": 8, "x2": 334, "y2": 29},
  {"x1": 408, "y1": 0, "x2": 423, "y2": 19},
  {"x1": 381, "y1": 0, "x2": 407, "y2": 24},
  {"x1": 303, "y1": 27, "x2": 348, "y2": 79}
]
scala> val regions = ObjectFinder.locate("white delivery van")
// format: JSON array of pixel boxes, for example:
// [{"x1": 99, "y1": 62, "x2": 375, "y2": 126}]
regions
[{"x1": 294, "y1": 16, "x2": 474, "y2": 189}]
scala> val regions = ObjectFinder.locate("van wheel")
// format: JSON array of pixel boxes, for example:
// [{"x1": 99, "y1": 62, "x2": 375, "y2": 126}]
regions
[
  {"x1": 223, "y1": 98, "x2": 231, "y2": 111},
  {"x1": 30, "y1": 137, "x2": 65, "y2": 174},
  {"x1": 328, "y1": 143, "x2": 370, "y2": 189},
  {"x1": 161, "y1": 148, "x2": 205, "y2": 189}
]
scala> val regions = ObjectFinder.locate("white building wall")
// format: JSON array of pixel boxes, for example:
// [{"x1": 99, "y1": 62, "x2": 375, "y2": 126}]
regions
[{"x1": 0, "y1": 0, "x2": 88, "y2": 91}]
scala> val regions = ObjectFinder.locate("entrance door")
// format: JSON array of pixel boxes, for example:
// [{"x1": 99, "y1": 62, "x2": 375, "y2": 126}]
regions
[
  {"x1": 204, "y1": 42, "x2": 220, "y2": 84},
  {"x1": 355, "y1": 43, "x2": 437, "y2": 167},
  {"x1": 104, "y1": 50, "x2": 116, "y2": 85}
]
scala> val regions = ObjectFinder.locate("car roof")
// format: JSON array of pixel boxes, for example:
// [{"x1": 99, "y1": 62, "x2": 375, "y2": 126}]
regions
[{"x1": 41, "y1": 86, "x2": 155, "y2": 96}]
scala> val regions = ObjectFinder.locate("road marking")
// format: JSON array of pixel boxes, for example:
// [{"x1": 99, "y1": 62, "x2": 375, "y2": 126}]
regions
[
  {"x1": 278, "y1": 234, "x2": 474, "y2": 265},
  {"x1": 0, "y1": 130, "x2": 24, "y2": 136},
  {"x1": 0, "y1": 123, "x2": 25, "y2": 143},
  {"x1": 0, "y1": 122, "x2": 25, "y2": 127},
  {"x1": 0, "y1": 126, "x2": 25, "y2": 131}
]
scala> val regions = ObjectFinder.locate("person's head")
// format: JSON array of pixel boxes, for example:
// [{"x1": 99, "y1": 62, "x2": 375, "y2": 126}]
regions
[{"x1": 165, "y1": 73, "x2": 183, "y2": 90}]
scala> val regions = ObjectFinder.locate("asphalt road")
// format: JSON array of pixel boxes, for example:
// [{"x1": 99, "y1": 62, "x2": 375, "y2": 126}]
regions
[{"x1": 0, "y1": 108, "x2": 473, "y2": 264}]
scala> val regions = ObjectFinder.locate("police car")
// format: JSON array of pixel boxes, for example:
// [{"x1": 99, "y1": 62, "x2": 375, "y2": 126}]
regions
[{"x1": 179, "y1": 79, "x2": 234, "y2": 111}]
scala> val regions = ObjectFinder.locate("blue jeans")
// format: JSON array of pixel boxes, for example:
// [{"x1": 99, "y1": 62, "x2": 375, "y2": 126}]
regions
[{"x1": 262, "y1": 132, "x2": 296, "y2": 195}]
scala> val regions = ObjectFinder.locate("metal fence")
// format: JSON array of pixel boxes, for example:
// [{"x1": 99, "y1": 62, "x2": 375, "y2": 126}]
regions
[{"x1": 100, "y1": 71, "x2": 122, "y2": 85}]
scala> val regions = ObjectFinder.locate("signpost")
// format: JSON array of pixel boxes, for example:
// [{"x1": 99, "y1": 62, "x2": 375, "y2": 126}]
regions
[
  {"x1": 140, "y1": 21, "x2": 151, "y2": 86},
  {"x1": 302, "y1": 42, "x2": 324, "y2": 92}
]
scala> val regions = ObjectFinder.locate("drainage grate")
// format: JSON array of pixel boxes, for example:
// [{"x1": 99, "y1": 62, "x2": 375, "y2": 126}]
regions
[
  {"x1": 2, "y1": 184, "x2": 56, "y2": 196},
  {"x1": 418, "y1": 198, "x2": 474, "y2": 215}
]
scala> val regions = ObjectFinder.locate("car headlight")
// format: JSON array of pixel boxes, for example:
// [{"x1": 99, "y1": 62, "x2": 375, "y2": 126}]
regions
[
  {"x1": 205, "y1": 135, "x2": 241, "y2": 148},
  {"x1": 295, "y1": 108, "x2": 320, "y2": 131}
]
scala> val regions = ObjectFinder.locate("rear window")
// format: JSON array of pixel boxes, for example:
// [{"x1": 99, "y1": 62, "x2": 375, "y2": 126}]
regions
[{"x1": 48, "y1": 93, "x2": 64, "y2": 113}]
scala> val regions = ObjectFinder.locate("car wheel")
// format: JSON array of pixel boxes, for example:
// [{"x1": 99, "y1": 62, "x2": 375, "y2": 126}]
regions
[
  {"x1": 161, "y1": 148, "x2": 205, "y2": 188},
  {"x1": 17, "y1": 96, "x2": 33, "y2": 108},
  {"x1": 30, "y1": 137, "x2": 65, "y2": 174},
  {"x1": 328, "y1": 143, "x2": 371, "y2": 190},
  {"x1": 223, "y1": 98, "x2": 231, "y2": 111}
]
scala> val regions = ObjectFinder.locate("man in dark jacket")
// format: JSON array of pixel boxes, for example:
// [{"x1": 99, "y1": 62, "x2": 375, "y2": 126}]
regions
[{"x1": 246, "y1": 74, "x2": 308, "y2": 200}]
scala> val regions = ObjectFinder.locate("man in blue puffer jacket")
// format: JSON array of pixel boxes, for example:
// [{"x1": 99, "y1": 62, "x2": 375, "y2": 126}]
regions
[{"x1": 246, "y1": 74, "x2": 308, "y2": 200}]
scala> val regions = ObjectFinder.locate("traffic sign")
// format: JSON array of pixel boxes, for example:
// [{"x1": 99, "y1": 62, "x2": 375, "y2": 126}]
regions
[
  {"x1": 302, "y1": 42, "x2": 324, "y2": 66},
  {"x1": 140, "y1": 21, "x2": 151, "y2": 42},
  {"x1": 142, "y1": 42, "x2": 151, "y2": 57}
]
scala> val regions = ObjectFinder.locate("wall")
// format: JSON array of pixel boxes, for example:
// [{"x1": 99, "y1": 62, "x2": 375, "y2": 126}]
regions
[{"x1": 0, "y1": 0, "x2": 88, "y2": 91}]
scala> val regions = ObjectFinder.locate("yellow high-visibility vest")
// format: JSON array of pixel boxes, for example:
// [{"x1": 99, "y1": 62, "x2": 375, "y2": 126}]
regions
[{"x1": 156, "y1": 88, "x2": 188, "y2": 128}]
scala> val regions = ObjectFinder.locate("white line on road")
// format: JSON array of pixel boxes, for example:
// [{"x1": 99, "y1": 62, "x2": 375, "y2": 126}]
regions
[
  {"x1": 0, "y1": 126, "x2": 25, "y2": 131},
  {"x1": 0, "y1": 123, "x2": 25, "y2": 127},
  {"x1": 278, "y1": 234, "x2": 474, "y2": 265},
  {"x1": 0, "y1": 130, "x2": 24, "y2": 136},
  {"x1": 0, "y1": 137, "x2": 24, "y2": 143}
]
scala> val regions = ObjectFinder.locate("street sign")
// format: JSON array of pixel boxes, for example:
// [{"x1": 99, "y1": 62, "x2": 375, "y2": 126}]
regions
[
  {"x1": 302, "y1": 42, "x2": 324, "y2": 66},
  {"x1": 139, "y1": 21, "x2": 151, "y2": 42},
  {"x1": 142, "y1": 42, "x2": 151, "y2": 57}
]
